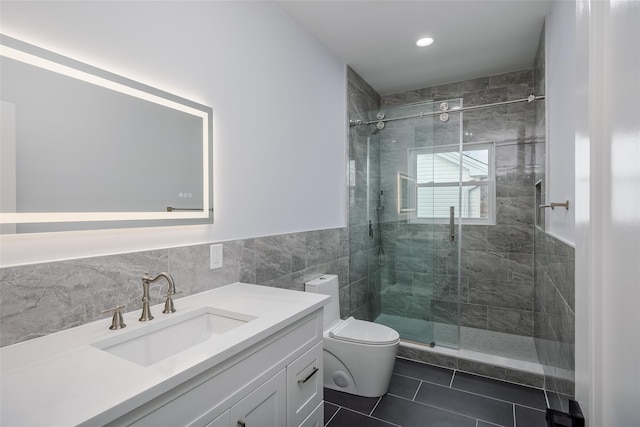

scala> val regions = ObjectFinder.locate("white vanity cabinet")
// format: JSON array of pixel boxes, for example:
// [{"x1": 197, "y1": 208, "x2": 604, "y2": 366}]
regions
[
  {"x1": 227, "y1": 369, "x2": 286, "y2": 427},
  {"x1": 107, "y1": 309, "x2": 324, "y2": 427}
]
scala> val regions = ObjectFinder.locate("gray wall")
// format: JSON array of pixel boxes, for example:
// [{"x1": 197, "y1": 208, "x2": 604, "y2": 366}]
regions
[{"x1": 0, "y1": 227, "x2": 348, "y2": 347}]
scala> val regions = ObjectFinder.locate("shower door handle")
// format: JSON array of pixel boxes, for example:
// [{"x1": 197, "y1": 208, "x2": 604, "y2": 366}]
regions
[{"x1": 449, "y1": 206, "x2": 455, "y2": 243}]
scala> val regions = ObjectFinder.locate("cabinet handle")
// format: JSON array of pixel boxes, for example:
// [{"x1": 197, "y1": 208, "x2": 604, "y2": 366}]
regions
[
  {"x1": 237, "y1": 421, "x2": 245, "y2": 427},
  {"x1": 298, "y1": 367, "x2": 319, "y2": 384}
]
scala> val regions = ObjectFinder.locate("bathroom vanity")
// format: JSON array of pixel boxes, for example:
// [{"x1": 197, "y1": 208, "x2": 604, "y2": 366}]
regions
[{"x1": 0, "y1": 283, "x2": 328, "y2": 427}]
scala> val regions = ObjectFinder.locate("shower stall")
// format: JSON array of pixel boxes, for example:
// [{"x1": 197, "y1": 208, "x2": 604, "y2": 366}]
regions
[{"x1": 348, "y1": 87, "x2": 545, "y2": 367}]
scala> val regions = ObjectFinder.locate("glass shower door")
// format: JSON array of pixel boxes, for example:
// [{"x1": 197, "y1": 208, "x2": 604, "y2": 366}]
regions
[{"x1": 358, "y1": 99, "x2": 463, "y2": 349}]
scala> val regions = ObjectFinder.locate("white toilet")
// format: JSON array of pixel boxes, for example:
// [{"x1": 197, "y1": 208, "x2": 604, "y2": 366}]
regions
[{"x1": 305, "y1": 274, "x2": 400, "y2": 397}]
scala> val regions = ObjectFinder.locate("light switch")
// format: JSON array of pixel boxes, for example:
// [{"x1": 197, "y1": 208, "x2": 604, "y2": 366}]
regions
[{"x1": 210, "y1": 244, "x2": 223, "y2": 269}]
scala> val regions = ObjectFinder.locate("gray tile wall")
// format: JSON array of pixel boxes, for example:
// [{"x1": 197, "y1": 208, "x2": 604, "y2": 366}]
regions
[
  {"x1": 0, "y1": 227, "x2": 348, "y2": 347},
  {"x1": 347, "y1": 67, "x2": 382, "y2": 321},
  {"x1": 532, "y1": 23, "x2": 576, "y2": 408},
  {"x1": 533, "y1": 230, "x2": 575, "y2": 403},
  {"x1": 379, "y1": 70, "x2": 542, "y2": 338}
]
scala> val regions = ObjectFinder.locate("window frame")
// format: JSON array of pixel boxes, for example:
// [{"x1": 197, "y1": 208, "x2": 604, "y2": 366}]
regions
[{"x1": 408, "y1": 141, "x2": 496, "y2": 225}]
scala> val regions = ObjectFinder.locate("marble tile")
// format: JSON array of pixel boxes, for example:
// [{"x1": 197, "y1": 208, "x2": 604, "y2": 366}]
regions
[
  {"x1": 254, "y1": 234, "x2": 301, "y2": 283},
  {"x1": 306, "y1": 228, "x2": 341, "y2": 267},
  {"x1": 463, "y1": 87, "x2": 508, "y2": 106},
  {"x1": 489, "y1": 69, "x2": 533, "y2": 89},
  {"x1": 350, "y1": 277, "x2": 368, "y2": 311},
  {"x1": 461, "y1": 250, "x2": 509, "y2": 282},
  {"x1": 488, "y1": 306, "x2": 533, "y2": 337},
  {"x1": 1, "y1": 228, "x2": 350, "y2": 347},
  {"x1": 410, "y1": 349, "x2": 459, "y2": 370},
  {"x1": 487, "y1": 225, "x2": 534, "y2": 253},
  {"x1": 431, "y1": 76, "x2": 491, "y2": 99},
  {"x1": 381, "y1": 90, "x2": 422, "y2": 107},
  {"x1": 381, "y1": 292, "x2": 409, "y2": 317},
  {"x1": 461, "y1": 225, "x2": 487, "y2": 252},
  {"x1": 507, "y1": 83, "x2": 535, "y2": 101},
  {"x1": 496, "y1": 196, "x2": 535, "y2": 226},
  {"x1": 431, "y1": 300, "x2": 457, "y2": 324},
  {"x1": 461, "y1": 303, "x2": 488, "y2": 329},
  {"x1": 0, "y1": 249, "x2": 168, "y2": 347},
  {"x1": 347, "y1": 66, "x2": 381, "y2": 114},
  {"x1": 468, "y1": 280, "x2": 533, "y2": 311},
  {"x1": 507, "y1": 252, "x2": 534, "y2": 283},
  {"x1": 496, "y1": 168, "x2": 536, "y2": 198}
]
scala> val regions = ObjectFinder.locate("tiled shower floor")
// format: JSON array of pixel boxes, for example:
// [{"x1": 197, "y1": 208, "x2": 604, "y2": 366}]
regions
[
  {"x1": 375, "y1": 313, "x2": 540, "y2": 363},
  {"x1": 324, "y1": 357, "x2": 548, "y2": 427}
]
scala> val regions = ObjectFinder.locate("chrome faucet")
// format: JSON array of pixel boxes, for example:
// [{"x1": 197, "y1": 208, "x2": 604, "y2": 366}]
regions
[{"x1": 139, "y1": 272, "x2": 177, "y2": 322}]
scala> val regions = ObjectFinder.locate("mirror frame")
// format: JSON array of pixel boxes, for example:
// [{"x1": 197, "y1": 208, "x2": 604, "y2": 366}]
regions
[{"x1": 0, "y1": 34, "x2": 214, "y2": 231}]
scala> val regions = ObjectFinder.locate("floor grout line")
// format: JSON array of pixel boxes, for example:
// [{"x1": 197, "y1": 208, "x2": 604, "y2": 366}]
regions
[
  {"x1": 330, "y1": 405, "x2": 402, "y2": 427},
  {"x1": 412, "y1": 380, "x2": 423, "y2": 401},
  {"x1": 392, "y1": 371, "x2": 458, "y2": 389},
  {"x1": 380, "y1": 392, "x2": 489, "y2": 425},
  {"x1": 368, "y1": 396, "x2": 382, "y2": 416},
  {"x1": 325, "y1": 405, "x2": 339, "y2": 426},
  {"x1": 450, "y1": 369, "x2": 457, "y2": 388},
  {"x1": 393, "y1": 371, "x2": 546, "y2": 411}
]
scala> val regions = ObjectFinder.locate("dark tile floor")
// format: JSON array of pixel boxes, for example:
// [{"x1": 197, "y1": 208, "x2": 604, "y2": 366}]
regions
[{"x1": 324, "y1": 358, "x2": 548, "y2": 427}]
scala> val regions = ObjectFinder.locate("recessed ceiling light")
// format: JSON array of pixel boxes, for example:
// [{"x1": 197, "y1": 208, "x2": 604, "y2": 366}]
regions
[{"x1": 416, "y1": 37, "x2": 434, "y2": 47}]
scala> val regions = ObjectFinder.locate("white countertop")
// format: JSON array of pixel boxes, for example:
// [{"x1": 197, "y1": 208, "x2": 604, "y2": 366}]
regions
[{"x1": 0, "y1": 283, "x2": 328, "y2": 427}]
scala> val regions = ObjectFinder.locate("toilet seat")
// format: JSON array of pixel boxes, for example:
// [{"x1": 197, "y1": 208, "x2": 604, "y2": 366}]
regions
[{"x1": 328, "y1": 317, "x2": 400, "y2": 345}]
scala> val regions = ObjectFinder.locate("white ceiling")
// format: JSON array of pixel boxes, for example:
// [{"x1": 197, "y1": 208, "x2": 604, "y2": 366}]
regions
[{"x1": 277, "y1": 0, "x2": 552, "y2": 95}]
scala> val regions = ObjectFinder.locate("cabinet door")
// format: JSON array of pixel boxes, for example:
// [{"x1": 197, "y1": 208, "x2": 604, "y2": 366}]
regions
[
  {"x1": 299, "y1": 402, "x2": 323, "y2": 427},
  {"x1": 287, "y1": 342, "x2": 323, "y2": 427},
  {"x1": 205, "y1": 410, "x2": 230, "y2": 427},
  {"x1": 230, "y1": 369, "x2": 286, "y2": 427}
]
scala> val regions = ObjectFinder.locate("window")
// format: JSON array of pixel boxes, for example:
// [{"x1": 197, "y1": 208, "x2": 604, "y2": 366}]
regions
[{"x1": 409, "y1": 142, "x2": 495, "y2": 224}]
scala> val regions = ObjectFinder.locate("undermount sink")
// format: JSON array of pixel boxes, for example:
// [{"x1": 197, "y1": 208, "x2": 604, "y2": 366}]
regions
[{"x1": 92, "y1": 307, "x2": 256, "y2": 367}]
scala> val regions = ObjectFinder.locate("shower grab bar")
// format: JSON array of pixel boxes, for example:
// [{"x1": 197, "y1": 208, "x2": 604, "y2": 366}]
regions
[{"x1": 449, "y1": 206, "x2": 455, "y2": 243}]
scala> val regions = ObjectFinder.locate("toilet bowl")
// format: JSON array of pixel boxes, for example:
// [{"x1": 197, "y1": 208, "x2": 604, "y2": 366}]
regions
[{"x1": 305, "y1": 275, "x2": 399, "y2": 397}]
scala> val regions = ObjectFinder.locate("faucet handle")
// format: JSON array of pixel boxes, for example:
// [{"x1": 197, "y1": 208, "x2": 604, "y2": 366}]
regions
[
  {"x1": 162, "y1": 291, "x2": 182, "y2": 314},
  {"x1": 101, "y1": 305, "x2": 126, "y2": 330}
]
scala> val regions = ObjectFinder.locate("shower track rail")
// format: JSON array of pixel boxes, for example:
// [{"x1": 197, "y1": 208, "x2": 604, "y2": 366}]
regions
[{"x1": 349, "y1": 94, "x2": 546, "y2": 127}]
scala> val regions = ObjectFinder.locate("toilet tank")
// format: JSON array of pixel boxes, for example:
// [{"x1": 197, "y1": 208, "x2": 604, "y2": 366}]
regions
[{"x1": 304, "y1": 275, "x2": 340, "y2": 329}]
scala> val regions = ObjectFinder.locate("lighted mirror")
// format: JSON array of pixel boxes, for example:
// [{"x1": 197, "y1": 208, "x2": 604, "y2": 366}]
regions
[{"x1": 0, "y1": 34, "x2": 213, "y2": 233}]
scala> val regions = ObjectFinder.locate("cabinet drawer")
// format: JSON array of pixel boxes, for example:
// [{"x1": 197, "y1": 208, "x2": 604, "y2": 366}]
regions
[
  {"x1": 299, "y1": 402, "x2": 323, "y2": 427},
  {"x1": 287, "y1": 342, "x2": 323, "y2": 427}
]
